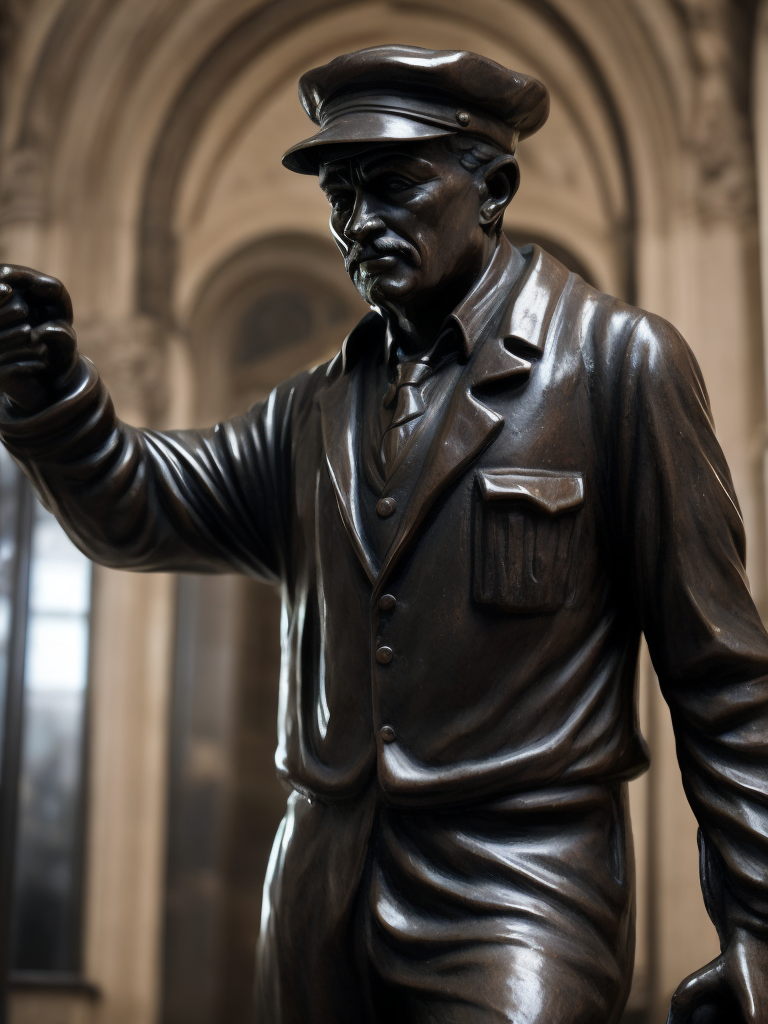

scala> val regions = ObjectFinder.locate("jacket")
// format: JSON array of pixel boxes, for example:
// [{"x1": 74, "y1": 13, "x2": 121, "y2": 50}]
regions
[{"x1": 3, "y1": 240, "x2": 768, "y2": 937}]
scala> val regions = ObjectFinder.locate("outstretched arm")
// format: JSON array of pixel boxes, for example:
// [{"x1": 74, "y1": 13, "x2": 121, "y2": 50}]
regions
[
  {"x1": 0, "y1": 264, "x2": 298, "y2": 582},
  {"x1": 614, "y1": 313, "x2": 768, "y2": 1023}
]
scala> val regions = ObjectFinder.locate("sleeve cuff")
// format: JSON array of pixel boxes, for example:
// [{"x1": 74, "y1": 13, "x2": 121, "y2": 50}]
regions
[{"x1": 0, "y1": 357, "x2": 113, "y2": 461}]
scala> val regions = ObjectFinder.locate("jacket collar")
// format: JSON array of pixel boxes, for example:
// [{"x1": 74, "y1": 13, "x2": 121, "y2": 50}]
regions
[
  {"x1": 497, "y1": 240, "x2": 571, "y2": 356},
  {"x1": 330, "y1": 235, "x2": 534, "y2": 380},
  {"x1": 321, "y1": 242, "x2": 572, "y2": 586},
  {"x1": 448, "y1": 235, "x2": 525, "y2": 357}
]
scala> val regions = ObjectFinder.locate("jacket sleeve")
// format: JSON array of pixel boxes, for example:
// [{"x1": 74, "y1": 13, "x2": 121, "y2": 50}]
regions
[
  {"x1": 615, "y1": 312, "x2": 768, "y2": 944},
  {"x1": 0, "y1": 356, "x2": 305, "y2": 583}
]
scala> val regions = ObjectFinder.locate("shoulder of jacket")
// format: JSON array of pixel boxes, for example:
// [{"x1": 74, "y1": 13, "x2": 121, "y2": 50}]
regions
[
  {"x1": 237, "y1": 364, "x2": 321, "y2": 429},
  {"x1": 511, "y1": 245, "x2": 643, "y2": 350},
  {"x1": 567, "y1": 278, "x2": 688, "y2": 379}
]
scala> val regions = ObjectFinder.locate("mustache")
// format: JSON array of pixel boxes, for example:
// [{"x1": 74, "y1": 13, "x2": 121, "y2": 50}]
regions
[{"x1": 345, "y1": 237, "x2": 421, "y2": 274}]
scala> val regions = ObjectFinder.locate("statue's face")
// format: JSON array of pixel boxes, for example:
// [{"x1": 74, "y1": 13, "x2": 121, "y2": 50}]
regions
[{"x1": 319, "y1": 138, "x2": 490, "y2": 310}]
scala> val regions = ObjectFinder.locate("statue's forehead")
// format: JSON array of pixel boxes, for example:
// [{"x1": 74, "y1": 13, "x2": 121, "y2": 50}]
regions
[{"x1": 318, "y1": 141, "x2": 444, "y2": 183}]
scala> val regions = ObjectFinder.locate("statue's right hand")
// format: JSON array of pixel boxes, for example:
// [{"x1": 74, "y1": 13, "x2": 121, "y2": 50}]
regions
[
  {"x1": 0, "y1": 265, "x2": 78, "y2": 414},
  {"x1": 667, "y1": 930, "x2": 768, "y2": 1023}
]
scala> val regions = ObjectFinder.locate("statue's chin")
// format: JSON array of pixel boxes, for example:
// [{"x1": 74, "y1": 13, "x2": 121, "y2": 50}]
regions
[{"x1": 356, "y1": 270, "x2": 418, "y2": 307}]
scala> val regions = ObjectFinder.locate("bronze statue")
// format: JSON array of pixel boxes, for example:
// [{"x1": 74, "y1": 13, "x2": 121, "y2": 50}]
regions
[{"x1": 0, "y1": 43, "x2": 766, "y2": 1024}]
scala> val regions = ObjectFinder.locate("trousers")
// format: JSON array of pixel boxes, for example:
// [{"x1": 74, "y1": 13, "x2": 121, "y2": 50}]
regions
[{"x1": 255, "y1": 782, "x2": 635, "y2": 1023}]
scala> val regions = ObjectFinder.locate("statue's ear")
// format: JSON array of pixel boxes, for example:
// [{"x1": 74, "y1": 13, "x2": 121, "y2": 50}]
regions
[{"x1": 477, "y1": 155, "x2": 520, "y2": 231}]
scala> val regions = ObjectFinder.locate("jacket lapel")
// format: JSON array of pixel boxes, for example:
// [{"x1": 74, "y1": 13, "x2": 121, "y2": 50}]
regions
[
  {"x1": 375, "y1": 244, "x2": 571, "y2": 592},
  {"x1": 319, "y1": 315, "x2": 382, "y2": 584},
  {"x1": 373, "y1": 337, "x2": 527, "y2": 592},
  {"x1": 319, "y1": 245, "x2": 572, "y2": 590}
]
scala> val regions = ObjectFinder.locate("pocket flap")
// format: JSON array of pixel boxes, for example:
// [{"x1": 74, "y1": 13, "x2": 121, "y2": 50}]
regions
[{"x1": 477, "y1": 470, "x2": 584, "y2": 514}]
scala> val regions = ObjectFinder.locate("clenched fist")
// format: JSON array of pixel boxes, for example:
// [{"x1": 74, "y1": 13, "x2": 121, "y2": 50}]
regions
[{"x1": 0, "y1": 265, "x2": 79, "y2": 414}]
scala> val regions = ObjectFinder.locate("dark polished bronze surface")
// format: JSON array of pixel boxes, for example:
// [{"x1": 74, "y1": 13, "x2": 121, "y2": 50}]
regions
[{"x1": 0, "y1": 42, "x2": 766, "y2": 1024}]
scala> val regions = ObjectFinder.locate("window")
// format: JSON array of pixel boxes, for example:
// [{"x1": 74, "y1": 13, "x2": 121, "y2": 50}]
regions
[{"x1": 0, "y1": 446, "x2": 92, "y2": 977}]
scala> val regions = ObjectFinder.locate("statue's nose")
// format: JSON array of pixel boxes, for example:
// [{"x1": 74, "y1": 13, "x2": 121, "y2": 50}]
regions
[{"x1": 345, "y1": 194, "x2": 386, "y2": 242}]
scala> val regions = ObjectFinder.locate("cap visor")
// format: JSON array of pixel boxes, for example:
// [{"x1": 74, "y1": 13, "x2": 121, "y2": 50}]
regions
[{"x1": 282, "y1": 111, "x2": 454, "y2": 174}]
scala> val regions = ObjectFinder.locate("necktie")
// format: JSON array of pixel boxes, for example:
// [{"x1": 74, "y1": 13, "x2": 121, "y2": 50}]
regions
[{"x1": 381, "y1": 358, "x2": 432, "y2": 477}]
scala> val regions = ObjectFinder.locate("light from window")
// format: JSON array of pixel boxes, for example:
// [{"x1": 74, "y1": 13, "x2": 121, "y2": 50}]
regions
[{"x1": 11, "y1": 498, "x2": 92, "y2": 972}]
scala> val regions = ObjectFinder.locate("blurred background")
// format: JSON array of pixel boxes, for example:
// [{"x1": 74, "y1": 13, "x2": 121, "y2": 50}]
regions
[{"x1": 0, "y1": 0, "x2": 766, "y2": 1022}]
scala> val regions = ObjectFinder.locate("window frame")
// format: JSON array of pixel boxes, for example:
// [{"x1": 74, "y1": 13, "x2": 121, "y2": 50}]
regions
[{"x1": 0, "y1": 464, "x2": 96, "y2": 1014}]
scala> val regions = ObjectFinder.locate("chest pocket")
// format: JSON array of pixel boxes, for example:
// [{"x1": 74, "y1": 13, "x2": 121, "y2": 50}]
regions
[{"x1": 473, "y1": 469, "x2": 584, "y2": 614}]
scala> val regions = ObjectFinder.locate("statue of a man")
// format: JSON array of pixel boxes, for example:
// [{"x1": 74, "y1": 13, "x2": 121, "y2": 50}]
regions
[{"x1": 0, "y1": 44, "x2": 767, "y2": 1024}]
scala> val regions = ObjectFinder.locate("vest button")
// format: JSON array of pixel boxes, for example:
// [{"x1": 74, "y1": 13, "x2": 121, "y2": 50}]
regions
[
  {"x1": 376, "y1": 496, "x2": 397, "y2": 517},
  {"x1": 380, "y1": 725, "x2": 396, "y2": 744},
  {"x1": 376, "y1": 646, "x2": 393, "y2": 665},
  {"x1": 378, "y1": 594, "x2": 397, "y2": 611}
]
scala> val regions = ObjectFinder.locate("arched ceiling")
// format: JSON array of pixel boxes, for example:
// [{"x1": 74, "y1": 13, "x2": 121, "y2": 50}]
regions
[
  {"x1": 0, "y1": 0, "x2": 713, "y2": 321},
  {"x1": 186, "y1": 231, "x2": 367, "y2": 418},
  {"x1": 170, "y1": 1, "x2": 634, "y2": 318}
]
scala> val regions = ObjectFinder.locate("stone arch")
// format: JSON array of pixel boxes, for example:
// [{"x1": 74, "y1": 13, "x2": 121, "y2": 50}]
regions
[
  {"x1": 184, "y1": 231, "x2": 366, "y2": 420},
  {"x1": 1, "y1": 1, "x2": 700, "y2": 346},
  {"x1": 137, "y1": 0, "x2": 643, "y2": 323}
]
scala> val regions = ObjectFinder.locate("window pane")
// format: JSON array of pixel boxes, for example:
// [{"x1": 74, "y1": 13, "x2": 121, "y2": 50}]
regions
[
  {"x1": 0, "y1": 446, "x2": 20, "y2": 756},
  {"x1": 28, "y1": 513, "x2": 91, "y2": 616},
  {"x1": 25, "y1": 618, "x2": 90, "y2": 693},
  {"x1": 11, "y1": 500, "x2": 92, "y2": 972},
  {"x1": 11, "y1": 689, "x2": 86, "y2": 970}
]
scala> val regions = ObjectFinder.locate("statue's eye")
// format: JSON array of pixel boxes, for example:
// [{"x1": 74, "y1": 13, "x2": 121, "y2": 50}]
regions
[
  {"x1": 327, "y1": 191, "x2": 352, "y2": 211},
  {"x1": 383, "y1": 176, "x2": 413, "y2": 195}
]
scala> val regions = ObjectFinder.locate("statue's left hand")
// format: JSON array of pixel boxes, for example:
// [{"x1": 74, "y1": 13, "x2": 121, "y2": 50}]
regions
[{"x1": 667, "y1": 929, "x2": 768, "y2": 1023}]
